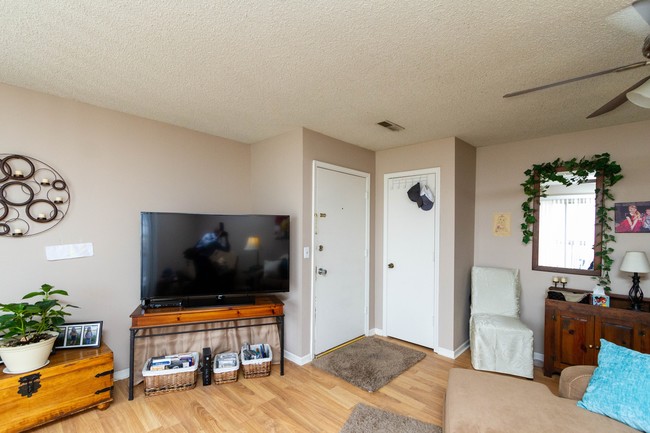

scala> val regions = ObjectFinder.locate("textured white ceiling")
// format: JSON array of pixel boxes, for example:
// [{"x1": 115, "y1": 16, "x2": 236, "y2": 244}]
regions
[{"x1": 1, "y1": 1, "x2": 649, "y2": 150}]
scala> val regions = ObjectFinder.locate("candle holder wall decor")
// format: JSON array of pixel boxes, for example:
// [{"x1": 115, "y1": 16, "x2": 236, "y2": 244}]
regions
[{"x1": 0, "y1": 154, "x2": 70, "y2": 237}]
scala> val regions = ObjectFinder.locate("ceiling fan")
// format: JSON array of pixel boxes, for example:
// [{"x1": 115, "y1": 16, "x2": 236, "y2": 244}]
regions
[{"x1": 503, "y1": 0, "x2": 650, "y2": 119}]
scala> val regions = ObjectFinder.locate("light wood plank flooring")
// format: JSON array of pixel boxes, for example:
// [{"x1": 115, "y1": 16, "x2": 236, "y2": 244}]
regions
[{"x1": 31, "y1": 338, "x2": 558, "y2": 433}]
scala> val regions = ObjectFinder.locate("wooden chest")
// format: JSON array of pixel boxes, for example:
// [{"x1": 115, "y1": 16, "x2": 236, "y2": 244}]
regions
[{"x1": 0, "y1": 343, "x2": 113, "y2": 433}]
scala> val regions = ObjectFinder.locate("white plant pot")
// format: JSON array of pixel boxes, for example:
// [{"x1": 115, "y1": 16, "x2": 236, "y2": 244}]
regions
[{"x1": 0, "y1": 331, "x2": 58, "y2": 374}]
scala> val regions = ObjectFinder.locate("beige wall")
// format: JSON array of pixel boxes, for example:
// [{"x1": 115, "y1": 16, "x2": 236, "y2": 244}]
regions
[
  {"x1": 375, "y1": 137, "x2": 476, "y2": 353},
  {"x1": 6, "y1": 79, "x2": 648, "y2": 370},
  {"x1": 474, "y1": 119, "x2": 650, "y2": 354},
  {"x1": 453, "y1": 139, "x2": 476, "y2": 349},
  {"x1": 0, "y1": 83, "x2": 251, "y2": 372},
  {"x1": 250, "y1": 129, "x2": 303, "y2": 356}
]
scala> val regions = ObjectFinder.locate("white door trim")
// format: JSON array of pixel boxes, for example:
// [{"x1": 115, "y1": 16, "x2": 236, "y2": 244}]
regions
[
  {"x1": 382, "y1": 167, "x2": 441, "y2": 351},
  {"x1": 310, "y1": 161, "x2": 370, "y2": 360}
]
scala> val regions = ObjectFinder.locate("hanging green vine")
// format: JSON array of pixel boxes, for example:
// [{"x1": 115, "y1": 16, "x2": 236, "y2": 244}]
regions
[{"x1": 521, "y1": 153, "x2": 623, "y2": 291}]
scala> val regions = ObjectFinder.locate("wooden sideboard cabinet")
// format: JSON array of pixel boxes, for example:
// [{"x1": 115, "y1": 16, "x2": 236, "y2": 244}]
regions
[
  {"x1": 0, "y1": 342, "x2": 113, "y2": 433},
  {"x1": 544, "y1": 288, "x2": 650, "y2": 376}
]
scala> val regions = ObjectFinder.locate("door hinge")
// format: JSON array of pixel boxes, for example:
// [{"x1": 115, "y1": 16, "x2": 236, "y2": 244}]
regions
[
  {"x1": 95, "y1": 386, "x2": 114, "y2": 395},
  {"x1": 95, "y1": 369, "x2": 114, "y2": 378},
  {"x1": 18, "y1": 373, "x2": 42, "y2": 398}
]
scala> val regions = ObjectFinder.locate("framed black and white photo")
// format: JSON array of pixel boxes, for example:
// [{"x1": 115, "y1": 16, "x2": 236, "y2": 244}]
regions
[{"x1": 55, "y1": 321, "x2": 102, "y2": 349}]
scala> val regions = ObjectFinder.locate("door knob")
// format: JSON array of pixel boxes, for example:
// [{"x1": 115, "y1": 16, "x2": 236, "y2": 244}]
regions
[
  {"x1": 317, "y1": 268, "x2": 328, "y2": 276},
  {"x1": 388, "y1": 263, "x2": 395, "y2": 269}
]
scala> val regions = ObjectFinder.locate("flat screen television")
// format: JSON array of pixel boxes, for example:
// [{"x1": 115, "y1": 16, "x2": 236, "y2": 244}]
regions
[{"x1": 140, "y1": 212, "x2": 290, "y2": 308}]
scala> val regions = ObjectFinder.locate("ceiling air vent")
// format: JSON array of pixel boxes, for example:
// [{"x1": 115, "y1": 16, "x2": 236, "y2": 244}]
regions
[{"x1": 377, "y1": 120, "x2": 404, "y2": 131}]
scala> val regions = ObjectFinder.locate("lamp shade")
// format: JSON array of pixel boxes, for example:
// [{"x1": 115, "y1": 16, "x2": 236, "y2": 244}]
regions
[
  {"x1": 620, "y1": 251, "x2": 650, "y2": 273},
  {"x1": 244, "y1": 236, "x2": 260, "y2": 251},
  {"x1": 627, "y1": 79, "x2": 650, "y2": 109}
]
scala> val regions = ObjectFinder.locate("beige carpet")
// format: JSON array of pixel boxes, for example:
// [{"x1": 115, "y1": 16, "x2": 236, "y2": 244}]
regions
[
  {"x1": 340, "y1": 404, "x2": 442, "y2": 433},
  {"x1": 312, "y1": 336, "x2": 426, "y2": 392}
]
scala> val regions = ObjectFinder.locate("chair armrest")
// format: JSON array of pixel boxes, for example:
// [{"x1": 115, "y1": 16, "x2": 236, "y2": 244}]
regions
[{"x1": 559, "y1": 365, "x2": 596, "y2": 400}]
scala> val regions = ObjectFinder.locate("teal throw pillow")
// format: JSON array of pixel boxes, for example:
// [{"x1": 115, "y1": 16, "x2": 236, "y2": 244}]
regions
[{"x1": 577, "y1": 339, "x2": 650, "y2": 431}]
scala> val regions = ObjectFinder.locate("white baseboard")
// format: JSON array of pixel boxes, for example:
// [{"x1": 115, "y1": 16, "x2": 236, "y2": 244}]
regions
[
  {"x1": 369, "y1": 329, "x2": 469, "y2": 360},
  {"x1": 285, "y1": 350, "x2": 310, "y2": 366},
  {"x1": 114, "y1": 368, "x2": 129, "y2": 381},
  {"x1": 534, "y1": 351, "x2": 544, "y2": 367},
  {"x1": 435, "y1": 339, "x2": 469, "y2": 359}
]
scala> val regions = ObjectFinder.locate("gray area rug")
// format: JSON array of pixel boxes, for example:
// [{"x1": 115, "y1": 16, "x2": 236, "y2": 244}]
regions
[
  {"x1": 340, "y1": 404, "x2": 442, "y2": 433},
  {"x1": 312, "y1": 337, "x2": 426, "y2": 392}
]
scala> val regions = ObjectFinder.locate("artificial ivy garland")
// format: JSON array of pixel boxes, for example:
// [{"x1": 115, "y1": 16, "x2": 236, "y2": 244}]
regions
[{"x1": 521, "y1": 153, "x2": 623, "y2": 291}]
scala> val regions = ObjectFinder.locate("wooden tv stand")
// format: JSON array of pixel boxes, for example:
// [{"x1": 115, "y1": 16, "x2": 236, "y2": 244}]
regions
[{"x1": 128, "y1": 296, "x2": 284, "y2": 400}]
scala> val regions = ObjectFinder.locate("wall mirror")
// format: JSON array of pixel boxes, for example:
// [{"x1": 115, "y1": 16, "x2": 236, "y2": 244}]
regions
[
  {"x1": 521, "y1": 153, "x2": 623, "y2": 289},
  {"x1": 532, "y1": 170, "x2": 602, "y2": 276}
]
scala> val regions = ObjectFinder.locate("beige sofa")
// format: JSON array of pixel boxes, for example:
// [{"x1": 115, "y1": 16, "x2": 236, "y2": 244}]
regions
[{"x1": 444, "y1": 366, "x2": 639, "y2": 433}]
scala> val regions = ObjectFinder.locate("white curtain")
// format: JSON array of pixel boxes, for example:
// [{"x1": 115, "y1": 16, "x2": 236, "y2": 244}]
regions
[{"x1": 539, "y1": 195, "x2": 595, "y2": 269}]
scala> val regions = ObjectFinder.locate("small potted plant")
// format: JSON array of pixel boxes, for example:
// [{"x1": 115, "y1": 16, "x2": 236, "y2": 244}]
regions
[{"x1": 0, "y1": 284, "x2": 77, "y2": 374}]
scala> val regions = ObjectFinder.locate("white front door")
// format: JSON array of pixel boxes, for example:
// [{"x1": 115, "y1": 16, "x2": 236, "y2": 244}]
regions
[
  {"x1": 313, "y1": 162, "x2": 369, "y2": 355},
  {"x1": 384, "y1": 169, "x2": 439, "y2": 348}
]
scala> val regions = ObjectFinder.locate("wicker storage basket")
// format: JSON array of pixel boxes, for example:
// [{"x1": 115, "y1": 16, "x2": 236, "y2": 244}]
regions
[
  {"x1": 241, "y1": 344, "x2": 272, "y2": 378},
  {"x1": 142, "y1": 352, "x2": 199, "y2": 396},
  {"x1": 212, "y1": 352, "x2": 239, "y2": 384}
]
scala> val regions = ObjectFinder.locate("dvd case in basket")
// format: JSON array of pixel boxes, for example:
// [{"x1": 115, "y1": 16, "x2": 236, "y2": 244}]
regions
[
  {"x1": 142, "y1": 352, "x2": 199, "y2": 396},
  {"x1": 213, "y1": 352, "x2": 240, "y2": 384},
  {"x1": 241, "y1": 343, "x2": 272, "y2": 378}
]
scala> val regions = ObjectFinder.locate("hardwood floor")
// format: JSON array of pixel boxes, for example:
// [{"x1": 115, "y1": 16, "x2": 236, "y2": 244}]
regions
[{"x1": 31, "y1": 338, "x2": 558, "y2": 433}]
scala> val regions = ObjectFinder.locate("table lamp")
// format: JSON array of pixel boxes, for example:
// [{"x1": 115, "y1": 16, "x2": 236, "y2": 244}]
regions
[
  {"x1": 244, "y1": 236, "x2": 260, "y2": 267},
  {"x1": 619, "y1": 251, "x2": 650, "y2": 310}
]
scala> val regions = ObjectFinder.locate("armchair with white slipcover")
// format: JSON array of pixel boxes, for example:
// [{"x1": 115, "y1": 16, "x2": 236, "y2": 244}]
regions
[{"x1": 470, "y1": 266, "x2": 534, "y2": 378}]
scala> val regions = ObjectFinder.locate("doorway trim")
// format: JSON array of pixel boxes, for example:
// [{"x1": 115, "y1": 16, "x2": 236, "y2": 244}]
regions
[
  {"x1": 310, "y1": 161, "x2": 370, "y2": 360},
  {"x1": 382, "y1": 167, "x2": 441, "y2": 351}
]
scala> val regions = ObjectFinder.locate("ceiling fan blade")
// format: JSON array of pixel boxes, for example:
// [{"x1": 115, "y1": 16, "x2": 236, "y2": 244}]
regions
[
  {"x1": 503, "y1": 61, "x2": 649, "y2": 98},
  {"x1": 586, "y1": 74, "x2": 650, "y2": 118},
  {"x1": 633, "y1": 0, "x2": 650, "y2": 26}
]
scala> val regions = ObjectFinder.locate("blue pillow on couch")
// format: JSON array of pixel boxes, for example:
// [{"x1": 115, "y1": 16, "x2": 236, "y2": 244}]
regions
[{"x1": 577, "y1": 339, "x2": 650, "y2": 431}]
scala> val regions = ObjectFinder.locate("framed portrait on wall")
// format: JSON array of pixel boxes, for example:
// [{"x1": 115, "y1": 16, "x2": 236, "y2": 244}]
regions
[{"x1": 614, "y1": 201, "x2": 650, "y2": 233}]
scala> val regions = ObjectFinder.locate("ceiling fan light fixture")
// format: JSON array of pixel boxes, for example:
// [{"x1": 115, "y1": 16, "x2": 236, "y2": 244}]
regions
[{"x1": 626, "y1": 79, "x2": 650, "y2": 108}]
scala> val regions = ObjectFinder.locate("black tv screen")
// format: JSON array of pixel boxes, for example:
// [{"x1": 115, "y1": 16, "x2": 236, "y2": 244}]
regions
[{"x1": 140, "y1": 212, "x2": 290, "y2": 307}]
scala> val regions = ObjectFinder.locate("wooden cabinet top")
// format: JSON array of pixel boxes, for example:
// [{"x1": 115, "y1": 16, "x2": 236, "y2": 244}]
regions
[
  {"x1": 545, "y1": 287, "x2": 650, "y2": 323},
  {"x1": 130, "y1": 296, "x2": 284, "y2": 328}
]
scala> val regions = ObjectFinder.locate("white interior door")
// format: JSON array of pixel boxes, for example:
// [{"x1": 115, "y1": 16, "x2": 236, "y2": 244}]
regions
[
  {"x1": 313, "y1": 163, "x2": 369, "y2": 355},
  {"x1": 384, "y1": 169, "x2": 438, "y2": 349}
]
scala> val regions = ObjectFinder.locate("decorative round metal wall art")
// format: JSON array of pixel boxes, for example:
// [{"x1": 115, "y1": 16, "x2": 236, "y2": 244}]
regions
[{"x1": 0, "y1": 154, "x2": 70, "y2": 237}]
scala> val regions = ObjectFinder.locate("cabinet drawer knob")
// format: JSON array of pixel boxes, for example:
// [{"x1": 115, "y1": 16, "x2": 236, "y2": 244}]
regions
[{"x1": 588, "y1": 344, "x2": 593, "y2": 349}]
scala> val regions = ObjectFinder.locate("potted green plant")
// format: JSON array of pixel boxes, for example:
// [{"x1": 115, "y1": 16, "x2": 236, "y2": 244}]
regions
[{"x1": 0, "y1": 283, "x2": 77, "y2": 374}]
